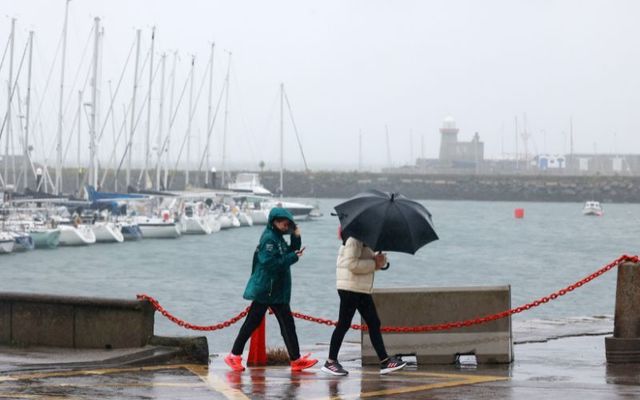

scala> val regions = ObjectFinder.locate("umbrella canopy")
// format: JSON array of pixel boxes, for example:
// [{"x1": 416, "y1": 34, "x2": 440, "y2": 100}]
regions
[{"x1": 334, "y1": 189, "x2": 438, "y2": 254}]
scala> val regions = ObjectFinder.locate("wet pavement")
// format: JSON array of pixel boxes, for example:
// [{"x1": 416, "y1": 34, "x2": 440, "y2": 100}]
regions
[{"x1": 1, "y1": 335, "x2": 640, "y2": 399}]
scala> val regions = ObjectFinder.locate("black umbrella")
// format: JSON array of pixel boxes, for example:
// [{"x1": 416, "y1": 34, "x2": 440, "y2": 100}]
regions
[{"x1": 334, "y1": 189, "x2": 438, "y2": 254}]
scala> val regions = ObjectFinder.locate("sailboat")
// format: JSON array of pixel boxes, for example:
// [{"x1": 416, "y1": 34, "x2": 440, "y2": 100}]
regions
[{"x1": 271, "y1": 83, "x2": 314, "y2": 220}]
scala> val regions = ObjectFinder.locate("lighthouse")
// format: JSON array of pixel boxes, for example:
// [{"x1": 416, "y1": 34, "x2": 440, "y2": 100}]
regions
[{"x1": 439, "y1": 116, "x2": 459, "y2": 162}]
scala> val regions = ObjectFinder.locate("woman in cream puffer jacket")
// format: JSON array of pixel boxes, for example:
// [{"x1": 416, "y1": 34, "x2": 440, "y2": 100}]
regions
[
  {"x1": 336, "y1": 237, "x2": 381, "y2": 293},
  {"x1": 321, "y1": 235, "x2": 407, "y2": 376}
]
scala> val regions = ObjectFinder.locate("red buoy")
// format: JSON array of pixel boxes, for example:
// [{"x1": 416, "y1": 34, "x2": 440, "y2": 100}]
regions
[{"x1": 514, "y1": 208, "x2": 524, "y2": 219}]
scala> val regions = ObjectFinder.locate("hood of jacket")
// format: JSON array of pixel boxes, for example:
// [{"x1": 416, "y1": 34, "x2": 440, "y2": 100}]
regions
[{"x1": 268, "y1": 207, "x2": 295, "y2": 227}]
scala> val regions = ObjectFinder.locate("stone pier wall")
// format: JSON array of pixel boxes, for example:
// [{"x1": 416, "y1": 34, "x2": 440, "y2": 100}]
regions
[{"x1": 8, "y1": 168, "x2": 640, "y2": 203}]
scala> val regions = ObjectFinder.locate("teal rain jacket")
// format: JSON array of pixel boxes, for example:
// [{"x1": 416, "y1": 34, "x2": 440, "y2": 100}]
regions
[{"x1": 242, "y1": 207, "x2": 301, "y2": 304}]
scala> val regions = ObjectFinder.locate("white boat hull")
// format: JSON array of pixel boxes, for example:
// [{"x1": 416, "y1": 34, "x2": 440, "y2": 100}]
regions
[
  {"x1": 218, "y1": 213, "x2": 241, "y2": 229},
  {"x1": 181, "y1": 216, "x2": 213, "y2": 235},
  {"x1": 92, "y1": 222, "x2": 125, "y2": 243},
  {"x1": 247, "y1": 209, "x2": 269, "y2": 225},
  {"x1": 237, "y1": 212, "x2": 253, "y2": 227},
  {"x1": 138, "y1": 222, "x2": 181, "y2": 239},
  {"x1": 205, "y1": 215, "x2": 222, "y2": 233},
  {"x1": 0, "y1": 239, "x2": 14, "y2": 254},
  {"x1": 58, "y1": 225, "x2": 97, "y2": 246}
]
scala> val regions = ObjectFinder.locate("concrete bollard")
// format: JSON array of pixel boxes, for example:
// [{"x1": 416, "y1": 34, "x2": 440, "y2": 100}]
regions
[{"x1": 605, "y1": 262, "x2": 640, "y2": 363}]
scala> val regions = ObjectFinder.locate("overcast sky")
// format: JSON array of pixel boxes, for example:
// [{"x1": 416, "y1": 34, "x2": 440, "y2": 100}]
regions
[{"x1": 2, "y1": 0, "x2": 640, "y2": 172}]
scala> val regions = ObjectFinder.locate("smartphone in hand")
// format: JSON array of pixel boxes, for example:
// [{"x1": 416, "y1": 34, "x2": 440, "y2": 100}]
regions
[{"x1": 295, "y1": 246, "x2": 306, "y2": 256}]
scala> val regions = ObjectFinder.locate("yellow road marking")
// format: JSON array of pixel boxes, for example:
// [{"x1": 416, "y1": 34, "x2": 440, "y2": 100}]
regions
[
  {"x1": 0, "y1": 363, "x2": 198, "y2": 382},
  {"x1": 185, "y1": 365, "x2": 251, "y2": 400},
  {"x1": 0, "y1": 363, "x2": 507, "y2": 399}
]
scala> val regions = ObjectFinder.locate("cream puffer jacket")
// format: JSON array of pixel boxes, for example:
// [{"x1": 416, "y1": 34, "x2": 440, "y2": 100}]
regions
[{"x1": 336, "y1": 237, "x2": 383, "y2": 294}]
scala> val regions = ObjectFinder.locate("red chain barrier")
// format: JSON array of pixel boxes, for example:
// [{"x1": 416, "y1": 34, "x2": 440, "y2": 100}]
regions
[
  {"x1": 138, "y1": 254, "x2": 638, "y2": 333},
  {"x1": 136, "y1": 294, "x2": 250, "y2": 331},
  {"x1": 292, "y1": 254, "x2": 639, "y2": 332}
]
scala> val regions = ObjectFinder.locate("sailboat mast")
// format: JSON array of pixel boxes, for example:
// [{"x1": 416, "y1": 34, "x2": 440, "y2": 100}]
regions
[
  {"x1": 145, "y1": 27, "x2": 155, "y2": 186},
  {"x1": 23, "y1": 30, "x2": 34, "y2": 191},
  {"x1": 89, "y1": 17, "x2": 101, "y2": 188},
  {"x1": 56, "y1": 1, "x2": 70, "y2": 194},
  {"x1": 185, "y1": 55, "x2": 195, "y2": 187},
  {"x1": 221, "y1": 51, "x2": 231, "y2": 188},
  {"x1": 279, "y1": 82, "x2": 284, "y2": 197},
  {"x1": 205, "y1": 42, "x2": 214, "y2": 187},
  {"x1": 156, "y1": 53, "x2": 166, "y2": 191},
  {"x1": 514, "y1": 116, "x2": 519, "y2": 170},
  {"x1": 77, "y1": 90, "x2": 82, "y2": 190},
  {"x1": 164, "y1": 51, "x2": 177, "y2": 190},
  {"x1": 127, "y1": 29, "x2": 141, "y2": 189},
  {"x1": 5, "y1": 18, "x2": 15, "y2": 188}
]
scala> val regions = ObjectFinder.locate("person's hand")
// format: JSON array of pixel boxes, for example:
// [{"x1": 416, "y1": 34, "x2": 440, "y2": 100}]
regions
[
  {"x1": 374, "y1": 253, "x2": 387, "y2": 270},
  {"x1": 295, "y1": 247, "x2": 306, "y2": 258},
  {"x1": 293, "y1": 226, "x2": 301, "y2": 237}
]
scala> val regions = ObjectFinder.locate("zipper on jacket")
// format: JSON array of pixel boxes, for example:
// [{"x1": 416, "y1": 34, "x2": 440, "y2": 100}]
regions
[{"x1": 269, "y1": 279, "x2": 274, "y2": 297}]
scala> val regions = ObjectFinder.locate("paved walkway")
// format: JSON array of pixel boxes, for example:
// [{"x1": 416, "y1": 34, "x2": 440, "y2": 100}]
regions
[{"x1": 1, "y1": 335, "x2": 639, "y2": 399}]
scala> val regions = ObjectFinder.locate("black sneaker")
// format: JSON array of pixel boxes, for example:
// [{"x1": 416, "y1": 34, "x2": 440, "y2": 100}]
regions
[
  {"x1": 321, "y1": 360, "x2": 349, "y2": 376},
  {"x1": 380, "y1": 356, "x2": 406, "y2": 375}
]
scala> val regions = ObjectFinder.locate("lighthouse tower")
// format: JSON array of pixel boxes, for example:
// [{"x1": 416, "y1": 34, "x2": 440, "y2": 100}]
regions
[{"x1": 439, "y1": 116, "x2": 459, "y2": 162}]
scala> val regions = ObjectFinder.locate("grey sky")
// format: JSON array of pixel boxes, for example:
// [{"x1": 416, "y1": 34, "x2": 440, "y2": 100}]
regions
[{"x1": 2, "y1": 0, "x2": 640, "y2": 171}]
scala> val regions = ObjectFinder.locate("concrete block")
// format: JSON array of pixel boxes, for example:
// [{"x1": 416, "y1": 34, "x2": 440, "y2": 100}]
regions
[
  {"x1": 0, "y1": 292, "x2": 156, "y2": 349},
  {"x1": 361, "y1": 286, "x2": 513, "y2": 365},
  {"x1": 12, "y1": 303, "x2": 74, "y2": 347},
  {"x1": 75, "y1": 307, "x2": 153, "y2": 348}
]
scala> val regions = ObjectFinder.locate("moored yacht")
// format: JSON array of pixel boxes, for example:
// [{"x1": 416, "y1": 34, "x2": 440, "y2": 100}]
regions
[
  {"x1": 135, "y1": 215, "x2": 181, "y2": 239},
  {"x1": 58, "y1": 224, "x2": 97, "y2": 246},
  {"x1": 92, "y1": 221, "x2": 125, "y2": 243},
  {"x1": 29, "y1": 227, "x2": 61, "y2": 249},
  {"x1": 0, "y1": 232, "x2": 15, "y2": 254},
  {"x1": 228, "y1": 173, "x2": 272, "y2": 196}
]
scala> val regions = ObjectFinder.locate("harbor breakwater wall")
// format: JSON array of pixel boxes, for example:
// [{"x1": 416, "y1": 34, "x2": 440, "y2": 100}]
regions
[
  {"x1": 260, "y1": 171, "x2": 640, "y2": 203},
  {"x1": 10, "y1": 168, "x2": 640, "y2": 203}
]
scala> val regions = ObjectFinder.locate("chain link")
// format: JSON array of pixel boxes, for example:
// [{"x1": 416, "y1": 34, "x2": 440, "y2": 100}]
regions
[
  {"x1": 138, "y1": 255, "x2": 638, "y2": 333},
  {"x1": 136, "y1": 294, "x2": 250, "y2": 331}
]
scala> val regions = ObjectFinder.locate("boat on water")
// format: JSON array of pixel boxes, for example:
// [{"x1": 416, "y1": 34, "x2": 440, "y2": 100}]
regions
[
  {"x1": 264, "y1": 199, "x2": 314, "y2": 221},
  {"x1": 228, "y1": 173, "x2": 272, "y2": 196},
  {"x1": 91, "y1": 221, "x2": 125, "y2": 243},
  {"x1": 233, "y1": 194, "x2": 313, "y2": 223},
  {"x1": 120, "y1": 221, "x2": 143, "y2": 241},
  {"x1": 58, "y1": 224, "x2": 97, "y2": 246},
  {"x1": 135, "y1": 216, "x2": 181, "y2": 239},
  {"x1": 180, "y1": 203, "x2": 213, "y2": 235},
  {"x1": 29, "y1": 228, "x2": 61, "y2": 249},
  {"x1": 583, "y1": 201, "x2": 603, "y2": 216},
  {"x1": 0, "y1": 232, "x2": 15, "y2": 254},
  {"x1": 8, "y1": 231, "x2": 35, "y2": 252}
]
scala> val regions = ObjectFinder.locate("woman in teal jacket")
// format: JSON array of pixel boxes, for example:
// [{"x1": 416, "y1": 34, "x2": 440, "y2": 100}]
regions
[{"x1": 225, "y1": 207, "x2": 318, "y2": 372}]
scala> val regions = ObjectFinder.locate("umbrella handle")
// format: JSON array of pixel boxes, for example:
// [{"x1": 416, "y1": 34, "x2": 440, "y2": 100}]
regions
[{"x1": 381, "y1": 262, "x2": 390, "y2": 271}]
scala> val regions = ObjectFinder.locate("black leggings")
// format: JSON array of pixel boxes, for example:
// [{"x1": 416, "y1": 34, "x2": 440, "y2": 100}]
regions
[
  {"x1": 328, "y1": 289, "x2": 388, "y2": 361},
  {"x1": 231, "y1": 301, "x2": 300, "y2": 361}
]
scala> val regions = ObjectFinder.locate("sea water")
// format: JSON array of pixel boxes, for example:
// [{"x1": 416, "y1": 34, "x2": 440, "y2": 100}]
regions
[{"x1": 2, "y1": 199, "x2": 639, "y2": 353}]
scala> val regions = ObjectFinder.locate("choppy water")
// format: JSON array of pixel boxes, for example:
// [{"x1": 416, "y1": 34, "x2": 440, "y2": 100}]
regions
[{"x1": 2, "y1": 199, "x2": 638, "y2": 353}]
